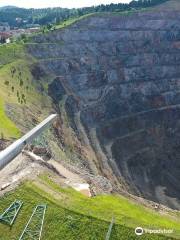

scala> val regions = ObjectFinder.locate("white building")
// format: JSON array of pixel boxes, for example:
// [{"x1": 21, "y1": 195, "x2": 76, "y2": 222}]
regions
[{"x1": 0, "y1": 32, "x2": 11, "y2": 44}]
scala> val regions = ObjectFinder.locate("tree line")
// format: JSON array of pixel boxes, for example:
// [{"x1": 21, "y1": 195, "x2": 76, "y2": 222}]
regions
[{"x1": 0, "y1": 0, "x2": 170, "y2": 28}]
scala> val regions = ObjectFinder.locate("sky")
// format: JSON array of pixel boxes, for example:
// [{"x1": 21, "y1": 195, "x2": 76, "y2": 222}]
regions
[{"x1": 0, "y1": 0, "x2": 131, "y2": 9}]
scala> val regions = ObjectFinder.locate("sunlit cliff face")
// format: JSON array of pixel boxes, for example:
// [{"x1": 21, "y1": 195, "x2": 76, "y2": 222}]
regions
[{"x1": 28, "y1": 11, "x2": 180, "y2": 209}]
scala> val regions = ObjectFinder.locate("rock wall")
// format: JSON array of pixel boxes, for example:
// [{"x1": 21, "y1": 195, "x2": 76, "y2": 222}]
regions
[{"x1": 28, "y1": 11, "x2": 180, "y2": 209}]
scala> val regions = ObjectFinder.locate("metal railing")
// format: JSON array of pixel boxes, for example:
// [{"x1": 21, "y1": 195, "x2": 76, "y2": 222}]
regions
[{"x1": 0, "y1": 114, "x2": 57, "y2": 170}]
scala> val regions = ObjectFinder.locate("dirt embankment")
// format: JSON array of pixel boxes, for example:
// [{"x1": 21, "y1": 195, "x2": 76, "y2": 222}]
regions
[{"x1": 0, "y1": 151, "x2": 92, "y2": 197}]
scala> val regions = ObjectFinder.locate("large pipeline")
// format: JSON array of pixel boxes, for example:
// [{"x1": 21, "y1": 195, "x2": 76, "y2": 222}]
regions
[{"x1": 0, "y1": 114, "x2": 57, "y2": 170}]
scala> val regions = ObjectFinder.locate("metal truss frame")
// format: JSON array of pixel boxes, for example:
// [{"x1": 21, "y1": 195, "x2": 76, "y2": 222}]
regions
[
  {"x1": 19, "y1": 204, "x2": 47, "y2": 240},
  {"x1": 0, "y1": 200, "x2": 23, "y2": 226}
]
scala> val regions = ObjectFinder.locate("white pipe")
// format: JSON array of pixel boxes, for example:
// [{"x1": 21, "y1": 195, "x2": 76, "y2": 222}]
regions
[{"x1": 0, "y1": 114, "x2": 57, "y2": 170}]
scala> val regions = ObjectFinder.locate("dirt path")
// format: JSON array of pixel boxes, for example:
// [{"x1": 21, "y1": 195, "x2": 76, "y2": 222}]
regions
[
  {"x1": 48, "y1": 159, "x2": 91, "y2": 197},
  {"x1": 0, "y1": 148, "x2": 91, "y2": 197},
  {"x1": 0, "y1": 151, "x2": 91, "y2": 197},
  {"x1": 0, "y1": 153, "x2": 44, "y2": 195}
]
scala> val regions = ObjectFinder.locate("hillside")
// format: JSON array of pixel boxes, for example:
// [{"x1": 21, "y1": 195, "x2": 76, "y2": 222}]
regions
[
  {"x1": 0, "y1": 0, "x2": 180, "y2": 239},
  {"x1": 152, "y1": 0, "x2": 180, "y2": 10},
  {"x1": 0, "y1": 0, "x2": 169, "y2": 28},
  {"x1": 25, "y1": 5, "x2": 180, "y2": 210},
  {"x1": 0, "y1": 43, "x2": 52, "y2": 140},
  {"x1": 0, "y1": 175, "x2": 179, "y2": 239}
]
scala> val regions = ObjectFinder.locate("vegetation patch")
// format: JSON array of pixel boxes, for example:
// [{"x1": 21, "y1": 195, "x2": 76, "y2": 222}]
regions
[
  {"x1": 0, "y1": 43, "x2": 25, "y2": 66},
  {"x1": 55, "y1": 14, "x2": 95, "y2": 30},
  {"x1": 38, "y1": 174, "x2": 180, "y2": 239},
  {"x1": 0, "y1": 98, "x2": 20, "y2": 139},
  {"x1": 0, "y1": 181, "x2": 177, "y2": 240},
  {"x1": 0, "y1": 43, "x2": 52, "y2": 139}
]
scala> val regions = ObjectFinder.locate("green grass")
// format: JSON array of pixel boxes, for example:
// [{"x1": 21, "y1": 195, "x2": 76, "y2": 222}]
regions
[
  {"x1": 0, "y1": 44, "x2": 29, "y2": 139},
  {"x1": 0, "y1": 43, "x2": 52, "y2": 139},
  {"x1": 0, "y1": 60, "x2": 36, "y2": 139},
  {"x1": 0, "y1": 43, "x2": 25, "y2": 66},
  {"x1": 54, "y1": 14, "x2": 95, "y2": 30},
  {"x1": 0, "y1": 98, "x2": 20, "y2": 139},
  {"x1": 38, "y1": 175, "x2": 180, "y2": 239},
  {"x1": 0, "y1": 182, "x2": 177, "y2": 240}
]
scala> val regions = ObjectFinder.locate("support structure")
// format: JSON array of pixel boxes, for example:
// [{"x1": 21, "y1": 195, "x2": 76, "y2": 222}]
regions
[
  {"x1": 105, "y1": 217, "x2": 115, "y2": 240},
  {"x1": 0, "y1": 200, "x2": 23, "y2": 226},
  {"x1": 19, "y1": 204, "x2": 47, "y2": 240},
  {"x1": 0, "y1": 114, "x2": 57, "y2": 170}
]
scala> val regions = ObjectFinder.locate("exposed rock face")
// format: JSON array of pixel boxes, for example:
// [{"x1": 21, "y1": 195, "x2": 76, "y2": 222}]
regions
[{"x1": 28, "y1": 10, "x2": 180, "y2": 209}]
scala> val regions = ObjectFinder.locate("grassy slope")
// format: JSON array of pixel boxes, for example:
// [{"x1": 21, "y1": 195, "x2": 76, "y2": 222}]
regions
[
  {"x1": 0, "y1": 43, "x2": 51, "y2": 139},
  {"x1": 0, "y1": 44, "x2": 24, "y2": 139},
  {"x1": 151, "y1": 0, "x2": 180, "y2": 11},
  {"x1": 55, "y1": 14, "x2": 95, "y2": 29},
  {"x1": 39, "y1": 175, "x2": 180, "y2": 238},
  {"x1": 0, "y1": 98, "x2": 20, "y2": 139},
  {"x1": 0, "y1": 180, "x2": 179, "y2": 240}
]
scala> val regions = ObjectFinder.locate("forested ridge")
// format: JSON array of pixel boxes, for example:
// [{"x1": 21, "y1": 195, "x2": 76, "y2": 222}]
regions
[{"x1": 0, "y1": 0, "x2": 169, "y2": 28}]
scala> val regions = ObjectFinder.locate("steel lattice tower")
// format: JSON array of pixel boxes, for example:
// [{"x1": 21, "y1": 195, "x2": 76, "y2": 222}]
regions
[{"x1": 19, "y1": 204, "x2": 47, "y2": 240}]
